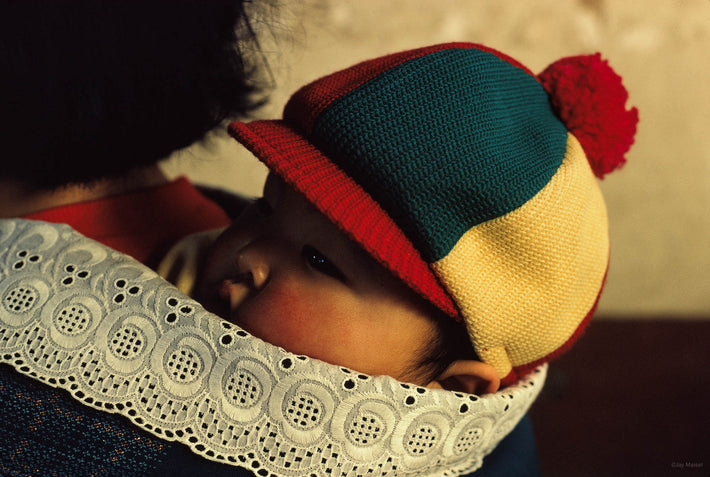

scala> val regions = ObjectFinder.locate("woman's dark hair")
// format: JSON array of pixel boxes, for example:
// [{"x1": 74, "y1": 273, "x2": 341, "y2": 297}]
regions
[{"x1": 0, "y1": 0, "x2": 272, "y2": 189}]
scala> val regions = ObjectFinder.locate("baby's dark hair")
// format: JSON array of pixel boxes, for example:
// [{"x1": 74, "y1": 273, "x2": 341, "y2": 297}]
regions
[
  {"x1": 403, "y1": 302, "x2": 479, "y2": 386},
  {"x1": 0, "y1": 0, "x2": 273, "y2": 189}
]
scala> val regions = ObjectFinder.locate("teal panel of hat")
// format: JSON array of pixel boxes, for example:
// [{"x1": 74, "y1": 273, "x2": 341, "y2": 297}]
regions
[{"x1": 311, "y1": 47, "x2": 568, "y2": 262}]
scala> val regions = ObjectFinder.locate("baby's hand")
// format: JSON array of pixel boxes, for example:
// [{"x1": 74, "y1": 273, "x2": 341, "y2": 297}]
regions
[{"x1": 157, "y1": 228, "x2": 225, "y2": 296}]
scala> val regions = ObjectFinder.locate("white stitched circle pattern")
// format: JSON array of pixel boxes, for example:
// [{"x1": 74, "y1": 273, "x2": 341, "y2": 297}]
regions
[
  {"x1": 285, "y1": 392, "x2": 323, "y2": 430},
  {"x1": 268, "y1": 376, "x2": 337, "y2": 446},
  {"x1": 406, "y1": 423, "x2": 440, "y2": 456},
  {"x1": 347, "y1": 411, "x2": 384, "y2": 446},
  {"x1": 53, "y1": 303, "x2": 91, "y2": 335},
  {"x1": 0, "y1": 221, "x2": 549, "y2": 477},
  {"x1": 330, "y1": 397, "x2": 397, "y2": 461},
  {"x1": 167, "y1": 346, "x2": 203, "y2": 383},
  {"x1": 454, "y1": 426, "x2": 484, "y2": 455},
  {"x1": 3, "y1": 285, "x2": 38, "y2": 313},
  {"x1": 109, "y1": 324, "x2": 146, "y2": 359},
  {"x1": 225, "y1": 368, "x2": 262, "y2": 408}
]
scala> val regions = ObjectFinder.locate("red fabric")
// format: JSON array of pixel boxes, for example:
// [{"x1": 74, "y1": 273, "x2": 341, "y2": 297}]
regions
[
  {"x1": 539, "y1": 53, "x2": 639, "y2": 179},
  {"x1": 23, "y1": 177, "x2": 231, "y2": 265},
  {"x1": 284, "y1": 42, "x2": 535, "y2": 134},
  {"x1": 229, "y1": 120, "x2": 460, "y2": 319}
]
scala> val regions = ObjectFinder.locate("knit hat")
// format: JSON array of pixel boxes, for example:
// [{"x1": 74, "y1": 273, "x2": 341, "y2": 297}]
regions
[{"x1": 228, "y1": 42, "x2": 638, "y2": 385}]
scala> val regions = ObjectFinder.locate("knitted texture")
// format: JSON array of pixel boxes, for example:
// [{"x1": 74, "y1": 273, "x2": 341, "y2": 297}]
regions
[
  {"x1": 539, "y1": 53, "x2": 639, "y2": 179},
  {"x1": 432, "y1": 135, "x2": 609, "y2": 381},
  {"x1": 230, "y1": 119, "x2": 459, "y2": 317},
  {"x1": 228, "y1": 42, "x2": 638, "y2": 382},
  {"x1": 311, "y1": 48, "x2": 567, "y2": 262}
]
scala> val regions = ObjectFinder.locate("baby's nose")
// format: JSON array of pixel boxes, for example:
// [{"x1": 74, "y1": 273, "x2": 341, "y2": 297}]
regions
[{"x1": 236, "y1": 247, "x2": 270, "y2": 290}]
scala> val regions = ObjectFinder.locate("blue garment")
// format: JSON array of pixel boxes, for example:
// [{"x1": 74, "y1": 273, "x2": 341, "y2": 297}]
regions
[
  {"x1": 1, "y1": 365, "x2": 539, "y2": 476},
  {"x1": 0, "y1": 365, "x2": 166, "y2": 477}
]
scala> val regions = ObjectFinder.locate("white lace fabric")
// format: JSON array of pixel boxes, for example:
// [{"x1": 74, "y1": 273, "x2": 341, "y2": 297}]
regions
[{"x1": 0, "y1": 219, "x2": 545, "y2": 476}]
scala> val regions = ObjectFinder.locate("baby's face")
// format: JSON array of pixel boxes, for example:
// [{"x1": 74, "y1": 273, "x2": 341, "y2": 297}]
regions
[{"x1": 197, "y1": 174, "x2": 438, "y2": 384}]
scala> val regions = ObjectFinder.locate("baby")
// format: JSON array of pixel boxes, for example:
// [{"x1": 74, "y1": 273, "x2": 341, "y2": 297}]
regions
[
  {"x1": 165, "y1": 42, "x2": 637, "y2": 393},
  {"x1": 195, "y1": 172, "x2": 495, "y2": 392}
]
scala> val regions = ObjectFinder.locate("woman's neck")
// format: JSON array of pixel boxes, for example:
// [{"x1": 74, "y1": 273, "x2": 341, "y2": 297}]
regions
[{"x1": 0, "y1": 165, "x2": 169, "y2": 218}]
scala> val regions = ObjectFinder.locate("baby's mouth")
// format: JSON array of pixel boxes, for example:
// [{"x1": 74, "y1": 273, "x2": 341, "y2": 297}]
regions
[{"x1": 218, "y1": 273, "x2": 253, "y2": 313}]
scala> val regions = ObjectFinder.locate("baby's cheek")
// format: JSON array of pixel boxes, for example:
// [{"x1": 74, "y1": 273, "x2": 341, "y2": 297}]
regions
[{"x1": 241, "y1": 279, "x2": 349, "y2": 354}]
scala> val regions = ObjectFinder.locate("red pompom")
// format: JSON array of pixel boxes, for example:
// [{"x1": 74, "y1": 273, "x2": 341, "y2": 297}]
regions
[{"x1": 538, "y1": 53, "x2": 639, "y2": 179}]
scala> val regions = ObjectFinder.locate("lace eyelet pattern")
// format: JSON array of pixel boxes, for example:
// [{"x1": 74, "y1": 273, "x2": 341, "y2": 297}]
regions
[{"x1": 0, "y1": 219, "x2": 545, "y2": 477}]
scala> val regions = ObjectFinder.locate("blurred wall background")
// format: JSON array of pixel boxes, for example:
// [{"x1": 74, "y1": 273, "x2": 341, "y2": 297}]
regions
[{"x1": 162, "y1": 0, "x2": 710, "y2": 319}]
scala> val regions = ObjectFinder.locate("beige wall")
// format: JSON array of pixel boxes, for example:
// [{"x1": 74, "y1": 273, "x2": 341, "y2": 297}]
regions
[{"x1": 162, "y1": 0, "x2": 710, "y2": 317}]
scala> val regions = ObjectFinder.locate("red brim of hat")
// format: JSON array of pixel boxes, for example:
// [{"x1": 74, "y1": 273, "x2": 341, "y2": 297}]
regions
[{"x1": 228, "y1": 119, "x2": 460, "y2": 318}]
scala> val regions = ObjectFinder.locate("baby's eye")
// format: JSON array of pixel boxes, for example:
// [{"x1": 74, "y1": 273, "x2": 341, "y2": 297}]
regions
[
  {"x1": 302, "y1": 245, "x2": 345, "y2": 282},
  {"x1": 254, "y1": 197, "x2": 273, "y2": 216}
]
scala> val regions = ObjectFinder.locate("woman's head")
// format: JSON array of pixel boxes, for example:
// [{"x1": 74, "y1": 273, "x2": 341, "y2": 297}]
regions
[{"x1": 0, "y1": 0, "x2": 271, "y2": 189}]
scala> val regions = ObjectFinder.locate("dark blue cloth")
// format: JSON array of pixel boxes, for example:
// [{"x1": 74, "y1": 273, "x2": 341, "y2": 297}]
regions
[
  {"x1": 471, "y1": 413, "x2": 540, "y2": 477},
  {"x1": 0, "y1": 365, "x2": 168, "y2": 477},
  {"x1": 1, "y1": 365, "x2": 539, "y2": 476}
]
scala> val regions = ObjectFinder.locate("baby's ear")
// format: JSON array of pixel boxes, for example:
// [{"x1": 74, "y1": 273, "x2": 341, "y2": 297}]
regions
[{"x1": 426, "y1": 360, "x2": 500, "y2": 395}]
